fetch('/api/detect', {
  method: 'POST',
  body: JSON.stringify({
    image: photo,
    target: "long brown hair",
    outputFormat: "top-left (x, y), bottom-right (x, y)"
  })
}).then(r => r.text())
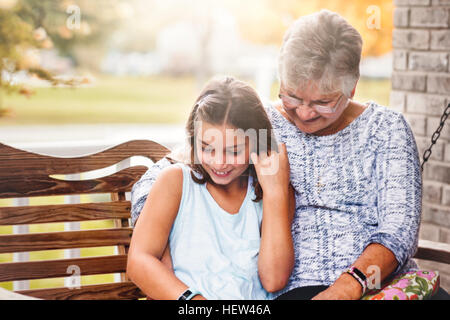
top-left (185, 76), bottom-right (276, 202)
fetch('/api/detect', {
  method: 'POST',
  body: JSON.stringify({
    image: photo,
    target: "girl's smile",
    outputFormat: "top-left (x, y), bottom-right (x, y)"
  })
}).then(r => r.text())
top-left (210, 168), bottom-right (233, 178)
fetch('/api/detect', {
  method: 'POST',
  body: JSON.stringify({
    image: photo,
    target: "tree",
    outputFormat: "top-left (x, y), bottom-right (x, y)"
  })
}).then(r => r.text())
top-left (227, 0), bottom-right (394, 57)
top-left (18, 0), bottom-right (125, 70)
top-left (0, 2), bottom-right (55, 117)
top-left (0, 0), bottom-right (124, 117)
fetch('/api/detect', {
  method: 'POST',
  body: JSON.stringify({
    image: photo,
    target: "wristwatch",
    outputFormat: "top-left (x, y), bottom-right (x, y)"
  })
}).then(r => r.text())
top-left (345, 266), bottom-right (368, 297)
top-left (177, 288), bottom-right (201, 300)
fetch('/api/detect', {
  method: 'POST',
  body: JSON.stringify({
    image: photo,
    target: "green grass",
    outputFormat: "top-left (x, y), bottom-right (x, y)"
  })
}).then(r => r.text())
top-left (0, 75), bottom-right (198, 125)
top-left (0, 75), bottom-right (391, 125)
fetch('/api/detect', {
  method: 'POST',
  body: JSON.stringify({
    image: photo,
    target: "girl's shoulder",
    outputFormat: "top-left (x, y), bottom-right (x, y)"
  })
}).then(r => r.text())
top-left (153, 164), bottom-right (185, 198)
top-left (157, 163), bottom-right (202, 198)
top-left (157, 163), bottom-right (184, 180)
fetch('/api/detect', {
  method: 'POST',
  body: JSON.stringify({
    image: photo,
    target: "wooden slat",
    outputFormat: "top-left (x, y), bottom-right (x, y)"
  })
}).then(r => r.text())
top-left (15, 281), bottom-right (145, 300)
top-left (0, 140), bottom-right (170, 177)
top-left (0, 201), bottom-right (131, 225)
top-left (414, 239), bottom-right (450, 264)
top-left (0, 166), bottom-right (148, 199)
top-left (0, 228), bottom-right (132, 254)
top-left (0, 255), bottom-right (128, 282)
top-left (0, 139), bottom-right (165, 300)
top-left (112, 192), bottom-right (130, 282)
top-left (0, 287), bottom-right (40, 300)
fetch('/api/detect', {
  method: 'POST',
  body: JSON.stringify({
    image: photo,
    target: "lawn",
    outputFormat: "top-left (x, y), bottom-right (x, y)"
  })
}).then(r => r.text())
top-left (0, 75), bottom-right (391, 125)
top-left (0, 75), bottom-right (198, 125)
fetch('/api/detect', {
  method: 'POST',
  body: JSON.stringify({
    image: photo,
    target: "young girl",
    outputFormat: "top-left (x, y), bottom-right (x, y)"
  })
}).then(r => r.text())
top-left (127, 77), bottom-right (295, 300)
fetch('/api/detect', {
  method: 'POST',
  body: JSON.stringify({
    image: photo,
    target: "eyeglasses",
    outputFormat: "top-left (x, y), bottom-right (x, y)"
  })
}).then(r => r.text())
top-left (278, 93), bottom-right (348, 115)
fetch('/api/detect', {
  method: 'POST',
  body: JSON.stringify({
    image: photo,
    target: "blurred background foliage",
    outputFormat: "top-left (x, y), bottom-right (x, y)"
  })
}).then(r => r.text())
top-left (0, 0), bottom-right (394, 124)
top-left (229, 0), bottom-right (393, 56)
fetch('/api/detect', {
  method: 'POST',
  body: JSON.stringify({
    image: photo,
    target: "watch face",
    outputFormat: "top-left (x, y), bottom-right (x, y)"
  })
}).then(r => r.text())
top-left (353, 267), bottom-right (367, 281)
top-left (178, 289), bottom-right (192, 300)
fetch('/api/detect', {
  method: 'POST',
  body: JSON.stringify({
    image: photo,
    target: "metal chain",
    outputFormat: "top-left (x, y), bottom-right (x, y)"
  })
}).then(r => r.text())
top-left (421, 103), bottom-right (450, 173)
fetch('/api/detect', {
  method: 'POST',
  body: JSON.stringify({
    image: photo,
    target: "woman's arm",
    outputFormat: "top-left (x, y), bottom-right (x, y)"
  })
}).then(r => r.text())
top-left (131, 157), bottom-right (172, 226)
top-left (313, 112), bottom-right (422, 300)
top-left (252, 143), bottom-right (295, 292)
top-left (312, 243), bottom-right (398, 300)
top-left (127, 166), bottom-right (205, 300)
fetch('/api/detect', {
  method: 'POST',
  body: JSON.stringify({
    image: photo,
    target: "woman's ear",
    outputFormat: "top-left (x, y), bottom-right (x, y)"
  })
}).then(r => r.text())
top-left (350, 80), bottom-right (359, 98)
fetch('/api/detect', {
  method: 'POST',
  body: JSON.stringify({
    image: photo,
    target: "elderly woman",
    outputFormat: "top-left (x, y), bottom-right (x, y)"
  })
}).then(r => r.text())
top-left (130, 10), bottom-right (423, 300)
top-left (264, 10), bottom-right (422, 300)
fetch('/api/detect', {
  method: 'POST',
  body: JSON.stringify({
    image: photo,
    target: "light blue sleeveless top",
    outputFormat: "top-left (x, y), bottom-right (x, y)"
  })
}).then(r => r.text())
top-left (168, 164), bottom-right (272, 300)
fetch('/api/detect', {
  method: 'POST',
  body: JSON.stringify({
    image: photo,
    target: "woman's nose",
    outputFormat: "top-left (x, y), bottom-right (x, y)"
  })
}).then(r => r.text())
top-left (295, 106), bottom-right (319, 121)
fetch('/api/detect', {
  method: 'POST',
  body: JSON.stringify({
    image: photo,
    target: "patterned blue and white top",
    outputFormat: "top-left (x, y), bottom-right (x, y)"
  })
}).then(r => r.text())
top-left (130, 101), bottom-right (422, 297)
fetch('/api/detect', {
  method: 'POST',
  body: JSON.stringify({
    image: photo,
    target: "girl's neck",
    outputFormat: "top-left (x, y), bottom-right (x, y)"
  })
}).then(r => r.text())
top-left (207, 175), bottom-right (248, 195)
top-left (206, 175), bottom-right (249, 215)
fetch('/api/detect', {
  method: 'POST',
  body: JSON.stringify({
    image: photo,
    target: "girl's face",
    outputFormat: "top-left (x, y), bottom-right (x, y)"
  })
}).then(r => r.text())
top-left (195, 121), bottom-right (251, 186)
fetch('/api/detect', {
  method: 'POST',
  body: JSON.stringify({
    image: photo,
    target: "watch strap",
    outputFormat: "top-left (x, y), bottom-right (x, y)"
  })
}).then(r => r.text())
top-left (345, 266), bottom-right (368, 297)
top-left (177, 288), bottom-right (201, 300)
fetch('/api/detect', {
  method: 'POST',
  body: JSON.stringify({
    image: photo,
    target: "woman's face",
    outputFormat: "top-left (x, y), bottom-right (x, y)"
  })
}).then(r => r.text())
top-left (195, 121), bottom-right (251, 186)
top-left (279, 81), bottom-right (350, 135)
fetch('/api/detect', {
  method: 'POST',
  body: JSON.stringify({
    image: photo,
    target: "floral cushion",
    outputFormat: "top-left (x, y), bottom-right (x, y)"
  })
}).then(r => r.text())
top-left (361, 270), bottom-right (440, 300)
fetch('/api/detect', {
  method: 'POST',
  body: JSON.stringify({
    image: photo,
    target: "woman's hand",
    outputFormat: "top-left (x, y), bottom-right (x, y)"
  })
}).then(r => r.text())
top-left (250, 143), bottom-right (290, 194)
top-left (311, 273), bottom-right (363, 300)
top-left (312, 244), bottom-right (398, 300)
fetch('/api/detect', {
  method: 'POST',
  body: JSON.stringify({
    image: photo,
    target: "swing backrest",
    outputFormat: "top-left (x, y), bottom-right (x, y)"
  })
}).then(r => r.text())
top-left (0, 140), bottom-right (170, 299)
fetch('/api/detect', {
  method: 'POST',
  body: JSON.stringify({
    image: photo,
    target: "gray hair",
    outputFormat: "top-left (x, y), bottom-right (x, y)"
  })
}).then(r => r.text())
top-left (278, 10), bottom-right (363, 96)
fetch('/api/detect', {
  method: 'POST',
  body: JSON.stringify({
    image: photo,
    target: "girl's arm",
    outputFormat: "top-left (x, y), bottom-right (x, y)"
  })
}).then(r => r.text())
top-left (127, 166), bottom-right (205, 300)
top-left (258, 185), bottom-right (295, 292)
top-left (251, 143), bottom-right (295, 292)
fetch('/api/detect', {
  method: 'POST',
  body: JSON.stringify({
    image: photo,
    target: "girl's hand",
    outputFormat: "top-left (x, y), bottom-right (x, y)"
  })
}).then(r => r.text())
top-left (250, 143), bottom-right (290, 194)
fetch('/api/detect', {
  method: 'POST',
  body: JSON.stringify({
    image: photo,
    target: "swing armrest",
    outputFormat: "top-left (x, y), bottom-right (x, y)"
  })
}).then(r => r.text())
top-left (414, 239), bottom-right (450, 265)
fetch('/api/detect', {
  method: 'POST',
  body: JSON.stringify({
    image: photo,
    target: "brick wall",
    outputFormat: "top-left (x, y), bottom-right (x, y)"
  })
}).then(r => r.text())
top-left (390, 0), bottom-right (450, 291)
